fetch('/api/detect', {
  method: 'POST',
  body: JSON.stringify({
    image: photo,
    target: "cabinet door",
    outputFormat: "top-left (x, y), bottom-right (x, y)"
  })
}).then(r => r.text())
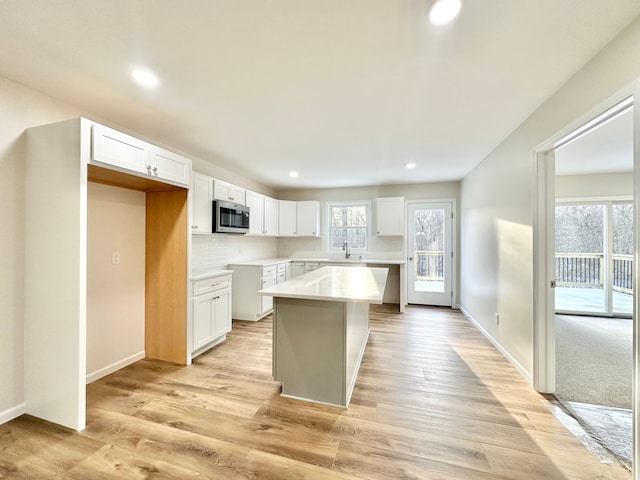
top-left (261, 276), bottom-right (276, 313)
top-left (245, 190), bottom-right (265, 235)
top-left (191, 172), bottom-right (213, 234)
top-left (296, 201), bottom-right (320, 237)
top-left (263, 196), bottom-right (279, 236)
top-left (213, 288), bottom-right (232, 338)
top-left (193, 293), bottom-right (216, 350)
top-left (376, 197), bottom-right (405, 236)
top-left (149, 147), bottom-right (191, 187)
top-left (214, 180), bottom-right (245, 205)
top-left (291, 262), bottom-right (305, 278)
top-left (278, 201), bottom-right (297, 236)
top-left (92, 123), bottom-right (149, 174)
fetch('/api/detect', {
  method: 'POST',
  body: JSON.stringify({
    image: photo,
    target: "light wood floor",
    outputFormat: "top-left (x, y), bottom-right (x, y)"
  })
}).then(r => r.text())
top-left (0, 305), bottom-right (631, 479)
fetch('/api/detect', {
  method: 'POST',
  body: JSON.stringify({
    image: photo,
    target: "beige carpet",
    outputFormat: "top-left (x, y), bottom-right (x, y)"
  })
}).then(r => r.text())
top-left (555, 314), bottom-right (631, 409)
top-left (555, 314), bottom-right (632, 468)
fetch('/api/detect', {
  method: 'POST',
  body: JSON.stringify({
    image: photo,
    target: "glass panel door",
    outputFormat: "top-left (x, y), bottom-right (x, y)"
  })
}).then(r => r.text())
top-left (555, 202), bottom-right (633, 317)
top-left (555, 204), bottom-right (606, 314)
top-left (407, 202), bottom-right (452, 306)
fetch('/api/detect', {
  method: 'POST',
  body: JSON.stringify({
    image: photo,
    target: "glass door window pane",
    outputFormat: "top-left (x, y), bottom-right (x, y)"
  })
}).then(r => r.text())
top-left (414, 208), bottom-right (445, 293)
top-left (613, 204), bottom-right (633, 315)
top-left (555, 204), bottom-right (606, 314)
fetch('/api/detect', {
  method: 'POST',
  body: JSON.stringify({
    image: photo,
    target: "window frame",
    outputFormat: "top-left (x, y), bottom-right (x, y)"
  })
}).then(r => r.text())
top-left (326, 200), bottom-right (371, 254)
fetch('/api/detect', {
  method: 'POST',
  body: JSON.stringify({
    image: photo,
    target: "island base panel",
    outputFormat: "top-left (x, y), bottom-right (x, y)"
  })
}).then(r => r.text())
top-left (273, 297), bottom-right (369, 407)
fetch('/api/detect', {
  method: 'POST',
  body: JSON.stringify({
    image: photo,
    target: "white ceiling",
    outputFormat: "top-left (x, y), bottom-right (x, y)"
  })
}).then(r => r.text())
top-left (1, 1), bottom-right (639, 190)
top-left (555, 108), bottom-right (633, 176)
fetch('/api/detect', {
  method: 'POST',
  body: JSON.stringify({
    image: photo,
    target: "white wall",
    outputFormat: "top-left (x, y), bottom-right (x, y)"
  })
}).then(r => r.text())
top-left (556, 172), bottom-right (633, 199)
top-left (86, 183), bottom-right (146, 382)
top-left (460, 17), bottom-right (640, 379)
top-left (0, 77), bottom-right (82, 423)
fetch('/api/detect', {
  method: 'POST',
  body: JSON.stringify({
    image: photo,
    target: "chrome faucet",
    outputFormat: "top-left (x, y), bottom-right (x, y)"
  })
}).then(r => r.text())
top-left (342, 241), bottom-right (351, 259)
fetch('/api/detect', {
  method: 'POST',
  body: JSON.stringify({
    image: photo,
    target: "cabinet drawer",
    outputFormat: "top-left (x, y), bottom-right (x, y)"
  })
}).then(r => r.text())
top-left (262, 265), bottom-right (277, 277)
top-left (277, 272), bottom-right (286, 283)
top-left (193, 276), bottom-right (231, 296)
top-left (277, 263), bottom-right (287, 274)
top-left (304, 262), bottom-right (319, 272)
top-left (261, 275), bottom-right (277, 288)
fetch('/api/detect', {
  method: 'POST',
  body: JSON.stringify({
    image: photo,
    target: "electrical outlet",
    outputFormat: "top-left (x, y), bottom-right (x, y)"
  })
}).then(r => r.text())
top-left (111, 252), bottom-right (120, 264)
top-left (495, 312), bottom-right (499, 325)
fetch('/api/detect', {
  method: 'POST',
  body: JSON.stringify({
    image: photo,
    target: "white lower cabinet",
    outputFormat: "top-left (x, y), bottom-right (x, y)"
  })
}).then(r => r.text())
top-left (291, 262), bottom-right (305, 278)
top-left (192, 274), bottom-right (232, 357)
top-left (229, 261), bottom-right (290, 320)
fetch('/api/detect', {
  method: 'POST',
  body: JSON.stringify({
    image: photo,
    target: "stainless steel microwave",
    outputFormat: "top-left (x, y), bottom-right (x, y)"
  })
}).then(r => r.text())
top-left (213, 200), bottom-right (250, 234)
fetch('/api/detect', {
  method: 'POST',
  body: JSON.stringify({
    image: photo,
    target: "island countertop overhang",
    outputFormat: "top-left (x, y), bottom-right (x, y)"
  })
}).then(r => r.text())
top-left (259, 266), bottom-right (389, 304)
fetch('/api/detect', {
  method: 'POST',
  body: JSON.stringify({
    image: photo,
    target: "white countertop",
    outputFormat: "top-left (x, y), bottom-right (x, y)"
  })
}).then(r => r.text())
top-left (293, 257), bottom-right (406, 265)
top-left (190, 268), bottom-right (234, 281)
top-left (227, 258), bottom-right (292, 267)
top-left (259, 266), bottom-right (389, 304)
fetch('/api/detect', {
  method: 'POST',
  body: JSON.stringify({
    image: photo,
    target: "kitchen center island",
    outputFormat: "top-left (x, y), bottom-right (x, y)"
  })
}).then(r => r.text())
top-left (259, 266), bottom-right (388, 407)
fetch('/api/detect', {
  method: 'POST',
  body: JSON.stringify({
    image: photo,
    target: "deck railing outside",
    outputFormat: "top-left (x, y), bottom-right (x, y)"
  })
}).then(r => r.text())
top-left (555, 253), bottom-right (633, 294)
top-left (415, 251), bottom-right (444, 281)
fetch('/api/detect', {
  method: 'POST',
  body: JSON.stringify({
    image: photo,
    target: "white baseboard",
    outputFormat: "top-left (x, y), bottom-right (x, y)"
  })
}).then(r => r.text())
top-left (86, 350), bottom-right (145, 384)
top-left (459, 306), bottom-right (533, 385)
top-left (0, 402), bottom-right (26, 425)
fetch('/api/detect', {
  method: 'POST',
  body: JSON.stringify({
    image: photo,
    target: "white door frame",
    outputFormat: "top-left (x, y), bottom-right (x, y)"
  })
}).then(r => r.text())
top-left (406, 198), bottom-right (457, 308)
top-left (533, 85), bottom-right (639, 477)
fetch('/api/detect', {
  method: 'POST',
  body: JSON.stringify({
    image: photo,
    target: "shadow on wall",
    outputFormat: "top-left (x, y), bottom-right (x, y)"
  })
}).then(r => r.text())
top-left (0, 133), bottom-right (27, 409)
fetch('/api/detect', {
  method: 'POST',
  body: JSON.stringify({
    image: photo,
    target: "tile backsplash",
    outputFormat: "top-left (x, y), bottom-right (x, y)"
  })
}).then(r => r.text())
top-left (191, 234), bottom-right (278, 269)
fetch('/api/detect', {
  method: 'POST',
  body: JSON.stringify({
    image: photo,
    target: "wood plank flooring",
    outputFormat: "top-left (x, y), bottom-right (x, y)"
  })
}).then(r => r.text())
top-left (0, 305), bottom-right (631, 479)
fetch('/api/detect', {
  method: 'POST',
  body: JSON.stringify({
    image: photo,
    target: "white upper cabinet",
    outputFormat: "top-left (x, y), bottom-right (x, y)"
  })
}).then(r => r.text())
top-left (92, 123), bottom-right (148, 174)
top-left (213, 179), bottom-right (245, 205)
top-left (375, 197), bottom-right (405, 236)
top-left (91, 123), bottom-right (190, 187)
top-left (296, 201), bottom-right (320, 237)
top-left (278, 200), bottom-right (297, 236)
top-left (245, 191), bottom-right (279, 236)
top-left (149, 146), bottom-right (191, 186)
top-left (245, 190), bottom-right (265, 235)
top-left (263, 196), bottom-right (279, 236)
top-left (191, 172), bottom-right (214, 234)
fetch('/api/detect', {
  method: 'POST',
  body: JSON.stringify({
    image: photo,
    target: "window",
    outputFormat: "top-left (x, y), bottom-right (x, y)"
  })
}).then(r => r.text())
top-left (327, 201), bottom-right (370, 252)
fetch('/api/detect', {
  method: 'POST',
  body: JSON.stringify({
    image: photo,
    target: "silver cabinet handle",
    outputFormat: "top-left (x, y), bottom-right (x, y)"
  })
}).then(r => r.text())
top-left (153, 167), bottom-right (158, 173)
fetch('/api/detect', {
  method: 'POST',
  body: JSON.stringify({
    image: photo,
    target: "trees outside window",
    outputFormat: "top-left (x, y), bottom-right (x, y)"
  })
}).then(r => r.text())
top-left (328, 202), bottom-right (369, 252)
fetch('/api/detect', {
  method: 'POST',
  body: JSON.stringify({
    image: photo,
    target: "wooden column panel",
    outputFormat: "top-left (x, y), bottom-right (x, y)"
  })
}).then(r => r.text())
top-left (145, 189), bottom-right (188, 364)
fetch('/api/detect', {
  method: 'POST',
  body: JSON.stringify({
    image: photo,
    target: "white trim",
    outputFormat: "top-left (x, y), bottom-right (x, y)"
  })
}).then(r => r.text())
top-left (405, 198), bottom-right (458, 307)
top-left (632, 82), bottom-right (640, 480)
top-left (556, 196), bottom-right (633, 204)
top-left (85, 350), bottom-right (145, 384)
top-left (459, 306), bottom-right (533, 385)
top-left (533, 150), bottom-right (556, 393)
top-left (0, 402), bottom-right (26, 425)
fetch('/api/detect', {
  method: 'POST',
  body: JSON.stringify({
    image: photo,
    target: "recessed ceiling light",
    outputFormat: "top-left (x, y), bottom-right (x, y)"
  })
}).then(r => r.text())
top-left (406, 162), bottom-right (417, 169)
top-left (289, 171), bottom-right (299, 178)
top-left (131, 68), bottom-right (159, 88)
top-left (429, 0), bottom-right (461, 26)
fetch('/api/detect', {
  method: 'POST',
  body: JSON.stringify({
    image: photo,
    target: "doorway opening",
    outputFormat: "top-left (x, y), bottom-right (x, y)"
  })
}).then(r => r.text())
top-left (535, 96), bottom-right (635, 469)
